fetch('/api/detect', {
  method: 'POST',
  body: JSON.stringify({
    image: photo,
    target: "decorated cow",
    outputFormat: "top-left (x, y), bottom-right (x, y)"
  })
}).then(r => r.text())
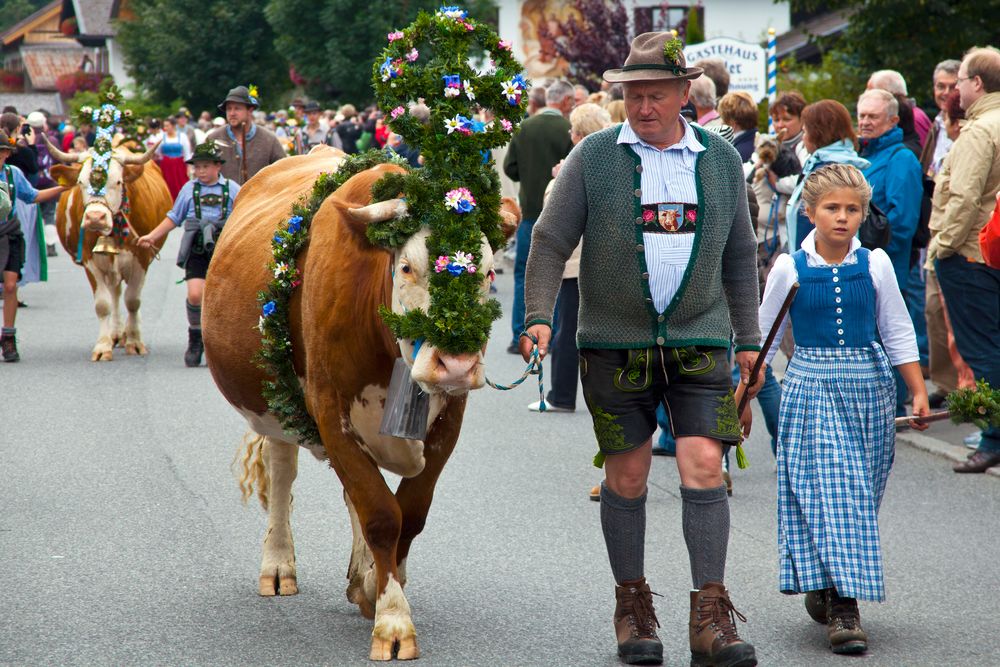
top-left (47, 85), bottom-right (172, 361)
top-left (203, 8), bottom-right (529, 661)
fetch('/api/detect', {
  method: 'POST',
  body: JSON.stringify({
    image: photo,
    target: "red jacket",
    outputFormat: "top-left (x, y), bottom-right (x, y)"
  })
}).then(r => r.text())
top-left (980, 200), bottom-right (1000, 269)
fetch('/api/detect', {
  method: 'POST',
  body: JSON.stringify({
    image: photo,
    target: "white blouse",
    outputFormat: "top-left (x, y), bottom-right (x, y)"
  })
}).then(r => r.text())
top-left (759, 230), bottom-right (919, 366)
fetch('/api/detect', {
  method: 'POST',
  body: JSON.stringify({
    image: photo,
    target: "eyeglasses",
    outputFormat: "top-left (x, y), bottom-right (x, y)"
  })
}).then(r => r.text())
top-left (956, 75), bottom-right (975, 84)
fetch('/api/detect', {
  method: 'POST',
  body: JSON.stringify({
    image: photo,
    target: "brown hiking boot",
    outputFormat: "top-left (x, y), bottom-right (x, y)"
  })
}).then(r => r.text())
top-left (804, 588), bottom-right (830, 624)
top-left (689, 583), bottom-right (757, 666)
top-left (827, 593), bottom-right (867, 654)
top-left (614, 577), bottom-right (663, 665)
top-left (1, 332), bottom-right (20, 362)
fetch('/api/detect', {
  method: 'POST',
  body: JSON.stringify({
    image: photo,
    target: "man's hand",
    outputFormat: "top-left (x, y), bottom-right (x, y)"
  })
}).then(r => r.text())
top-left (519, 323), bottom-right (551, 363)
top-left (734, 350), bottom-right (763, 400)
top-left (733, 382), bottom-right (753, 438)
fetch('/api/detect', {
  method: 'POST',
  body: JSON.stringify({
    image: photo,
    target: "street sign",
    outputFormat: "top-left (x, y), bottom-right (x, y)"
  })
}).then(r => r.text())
top-left (684, 37), bottom-right (767, 102)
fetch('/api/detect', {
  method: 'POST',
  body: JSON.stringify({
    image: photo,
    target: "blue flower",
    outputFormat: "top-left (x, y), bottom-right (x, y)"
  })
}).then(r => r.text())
top-left (442, 74), bottom-right (461, 88)
top-left (456, 199), bottom-right (473, 213)
top-left (471, 120), bottom-right (486, 134)
top-left (446, 263), bottom-right (464, 276)
top-left (262, 301), bottom-right (276, 317)
top-left (512, 73), bottom-right (527, 89)
top-left (287, 215), bottom-right (302, 233)
top-left (480, 150), bottom-right (490, 164)
top-left (273, 233), bottom-right (284, 244)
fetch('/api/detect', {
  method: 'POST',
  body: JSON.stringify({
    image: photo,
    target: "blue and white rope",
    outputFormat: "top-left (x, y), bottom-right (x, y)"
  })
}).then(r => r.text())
top-left (485, 332), bottom-right (547, 411)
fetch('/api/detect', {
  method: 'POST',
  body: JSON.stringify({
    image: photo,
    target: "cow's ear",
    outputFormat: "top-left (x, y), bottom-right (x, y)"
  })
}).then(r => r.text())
top-left (122, 163), bottom-right (145, 184)
top-left (50, 164), bottom-right (82, 187)
top-left (499, 197), bottom-right (521, 241)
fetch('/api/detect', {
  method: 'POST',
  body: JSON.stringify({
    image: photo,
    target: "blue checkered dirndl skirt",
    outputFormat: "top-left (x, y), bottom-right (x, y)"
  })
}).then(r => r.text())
top-left (776, 342), bottom-right (896, 602)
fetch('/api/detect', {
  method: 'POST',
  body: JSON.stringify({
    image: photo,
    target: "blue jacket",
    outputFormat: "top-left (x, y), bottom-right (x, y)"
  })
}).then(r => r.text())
top-left (859, 127), bottom-right (922, 292)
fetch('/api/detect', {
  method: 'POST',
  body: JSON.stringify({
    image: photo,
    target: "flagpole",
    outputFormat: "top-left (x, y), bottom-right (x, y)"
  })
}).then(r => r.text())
top-left (767, 27), bottom-right (777, 133)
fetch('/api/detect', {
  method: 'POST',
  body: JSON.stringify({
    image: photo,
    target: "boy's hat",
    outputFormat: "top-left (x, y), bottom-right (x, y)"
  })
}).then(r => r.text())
top-left (303, 101), bottom-right (321, 113)
top-left (218, 85), bottom-right (259, 111)
top-left (187, 141), bottom-right (225, 164)
top-left (0, 130), bottom-right (17, 152)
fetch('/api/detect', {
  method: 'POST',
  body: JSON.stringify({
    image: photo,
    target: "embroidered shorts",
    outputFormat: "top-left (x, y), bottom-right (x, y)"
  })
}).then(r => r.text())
top-left (579, 346), bottom-right (741, 457)
top-left (0, 231), bottom-right (25, 280)
top-left (183, 249), bottom-right (211, 280)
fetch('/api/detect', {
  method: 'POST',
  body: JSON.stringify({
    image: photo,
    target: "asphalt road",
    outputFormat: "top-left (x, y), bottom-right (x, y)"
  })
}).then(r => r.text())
top-left (2, 236), bottom-right (999, 667)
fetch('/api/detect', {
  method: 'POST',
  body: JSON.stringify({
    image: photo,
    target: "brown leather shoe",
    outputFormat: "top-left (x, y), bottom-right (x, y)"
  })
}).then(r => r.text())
top-left (826, 593), bottom-right (867, 654)
top-left (804, 588), bottom-right (829, 624)
top-left (689, 583), bottom-right (757, 666)
top-left (953, 450), bottom-right (1000, 473)
top-left (614, 578), bottom-right (663, 665)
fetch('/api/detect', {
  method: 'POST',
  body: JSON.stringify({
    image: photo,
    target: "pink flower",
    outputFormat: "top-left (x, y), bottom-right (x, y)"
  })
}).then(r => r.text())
top-left (642, 209), bottom-right (655, 222)
top-left (498, 39), bottom-right (512, 51)
top-left (387, 31), bottom-right (404, 42)
top-left (390, 106), bottom-right (405, 119)
top-left (686, 209), bottom-right (697, 222)
top-left (500, 118), bottom-right (513, 132)
top-left (406, 48), bottom-right (419, 62)
top-left (434, 256), bottom-right (450, 273)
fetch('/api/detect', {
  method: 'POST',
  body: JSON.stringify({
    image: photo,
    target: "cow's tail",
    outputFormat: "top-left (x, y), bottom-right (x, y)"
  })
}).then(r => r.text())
top-left (234, 432), bottom-right (269, 511)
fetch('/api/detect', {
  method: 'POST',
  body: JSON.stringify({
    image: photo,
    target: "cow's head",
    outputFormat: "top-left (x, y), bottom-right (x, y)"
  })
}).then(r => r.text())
top-left (346, 182), bottom-right (520, 396)
top-left (46, 134), bottom-right (157, 236)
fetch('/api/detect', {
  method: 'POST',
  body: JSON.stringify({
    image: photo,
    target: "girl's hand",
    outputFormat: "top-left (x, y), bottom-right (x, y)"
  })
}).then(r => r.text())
top-left (909, 392), bottom-right (931, 431)
top-left (136, 234), bottom-right (154, 249)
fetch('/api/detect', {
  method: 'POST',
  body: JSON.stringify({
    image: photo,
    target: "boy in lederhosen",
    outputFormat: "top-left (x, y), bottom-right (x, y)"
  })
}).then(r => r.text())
top-left (137, 141), bottom-right (240, 366)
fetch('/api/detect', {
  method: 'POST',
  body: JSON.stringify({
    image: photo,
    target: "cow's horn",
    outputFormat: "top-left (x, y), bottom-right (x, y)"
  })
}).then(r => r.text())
top-left (119, 140), bottom-right (159, 165)
top-left (43, 132), bottom-right (82, 164)
top-left (347, 198), bottom-right (407, 223)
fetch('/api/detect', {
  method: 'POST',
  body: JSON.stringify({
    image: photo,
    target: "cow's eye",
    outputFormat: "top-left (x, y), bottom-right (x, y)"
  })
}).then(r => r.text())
top-left (400, 263), bottom-right (411, 274)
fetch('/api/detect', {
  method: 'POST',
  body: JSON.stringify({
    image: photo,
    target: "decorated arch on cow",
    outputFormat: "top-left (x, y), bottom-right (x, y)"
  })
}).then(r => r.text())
top-left (256, 6), bottom-right (529, 446)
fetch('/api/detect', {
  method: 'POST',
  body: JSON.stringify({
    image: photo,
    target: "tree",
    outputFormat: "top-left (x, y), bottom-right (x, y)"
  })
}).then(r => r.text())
top-left (785, 0), bottom-right (1000, 106)
top-left (535, 0), bottom-right (631, 91)
top-left (0, 0), bottom-right (49, 33)
top-left (265, 0), bottom-right (497, 106)
top-left (116, 0), bottom-right (290, 114)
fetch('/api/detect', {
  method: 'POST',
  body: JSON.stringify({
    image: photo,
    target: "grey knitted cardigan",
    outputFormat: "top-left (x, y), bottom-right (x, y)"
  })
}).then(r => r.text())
top-left (524, 123), bottom-right (761, 351)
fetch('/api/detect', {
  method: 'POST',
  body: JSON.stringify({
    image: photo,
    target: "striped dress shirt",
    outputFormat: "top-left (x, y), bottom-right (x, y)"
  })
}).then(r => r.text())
top-left (616, 119), bottom-right (705, 313)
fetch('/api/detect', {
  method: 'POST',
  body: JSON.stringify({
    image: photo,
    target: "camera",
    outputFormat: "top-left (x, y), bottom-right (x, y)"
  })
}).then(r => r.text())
top-left (20, 123), bottom-right (31, 137)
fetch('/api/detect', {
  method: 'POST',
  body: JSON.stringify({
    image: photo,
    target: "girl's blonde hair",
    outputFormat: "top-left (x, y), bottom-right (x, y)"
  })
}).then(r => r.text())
top-left (801, 163), bottom-right (872, 217)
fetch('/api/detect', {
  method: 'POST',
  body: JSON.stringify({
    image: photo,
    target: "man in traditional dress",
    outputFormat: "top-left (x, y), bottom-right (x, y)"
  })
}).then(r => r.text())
top-left (205, 85), bottom-right (286, 185)
top-left (522, 33), bottom-right (762, 666)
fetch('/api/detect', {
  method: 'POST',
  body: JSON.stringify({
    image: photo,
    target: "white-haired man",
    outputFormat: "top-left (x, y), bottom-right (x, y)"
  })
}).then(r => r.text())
top-left (867, 69), bottom-right (932, 146)
top-left (689, 74), bottom-right (719, 127)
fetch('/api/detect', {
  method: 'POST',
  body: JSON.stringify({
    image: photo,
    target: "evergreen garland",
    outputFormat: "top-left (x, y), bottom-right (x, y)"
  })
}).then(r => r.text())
top-left (255, 150), bottom-right (407, 446)
top-left (253, 5), bottom-right (528, 446)
top-left (946, 379), bottom-right (1000, 431)
top-left (370, 6), bottom-right (529, 354)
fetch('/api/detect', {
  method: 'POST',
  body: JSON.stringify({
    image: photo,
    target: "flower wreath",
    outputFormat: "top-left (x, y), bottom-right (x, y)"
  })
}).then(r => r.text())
top-left (255, 6), bottom-right (528, 445)
top-left (366, 5), bottom-right (529, 353)
top-left (72, 82), bottom-right (137, 197)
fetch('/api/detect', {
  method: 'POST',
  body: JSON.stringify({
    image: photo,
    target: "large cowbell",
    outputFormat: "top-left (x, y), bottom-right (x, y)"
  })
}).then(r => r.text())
top-left (379, 357), bottom-right (430, 440)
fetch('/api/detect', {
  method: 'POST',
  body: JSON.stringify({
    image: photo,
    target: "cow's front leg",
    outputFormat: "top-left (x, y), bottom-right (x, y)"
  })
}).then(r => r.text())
top-left (86, 259), bottom-right (117, 361)
top-left (121, 255), bottom-right (148, 355)
top-left (110, 276), bottom-right (124, 347)
top-left (318, 410), bottom-right (417, 661)
top-left (258, 436), bottom-right (298, 596)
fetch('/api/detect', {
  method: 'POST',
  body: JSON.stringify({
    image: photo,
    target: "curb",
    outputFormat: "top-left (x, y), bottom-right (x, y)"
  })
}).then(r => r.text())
top-left (896, 432), bottom-right (1000, 479)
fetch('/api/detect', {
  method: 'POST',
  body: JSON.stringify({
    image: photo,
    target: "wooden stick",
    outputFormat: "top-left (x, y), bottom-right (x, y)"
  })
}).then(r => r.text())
top-left (240, 121), bottom-right (249, 185)
top-left (894, 410), bottom-right (952, 429)
top-left (737, 282), bottom-right (798, 417)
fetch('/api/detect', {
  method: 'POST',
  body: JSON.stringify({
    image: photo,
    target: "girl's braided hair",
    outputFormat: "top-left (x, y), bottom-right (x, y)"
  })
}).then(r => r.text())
top-left (801, 163), bottom-right (872, 218)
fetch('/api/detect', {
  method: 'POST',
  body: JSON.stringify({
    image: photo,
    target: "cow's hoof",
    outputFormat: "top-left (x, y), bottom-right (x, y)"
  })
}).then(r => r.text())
top-left (125, 341), bottom-right (147, 356)
top-left (91, 349), bottom-right (113, 362)
top-left (370, 636), bottom-right (419, 661)
top-left (258, 568), bottom-right (298, 596)
top-left (347, 582), bottom-right (376, 619)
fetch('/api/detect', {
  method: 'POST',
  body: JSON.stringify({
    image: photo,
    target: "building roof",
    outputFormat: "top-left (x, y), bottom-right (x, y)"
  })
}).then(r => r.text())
top-left (70, 0), bottom-right (116, 37)
top-left (0, 91), bottom-right (65, 116)
top-left (22, 44), bottom-right (84, 89)
top-left (776, 8), bottom-right (854, 61)
top-left (1, 0), bottom-right (62, 47)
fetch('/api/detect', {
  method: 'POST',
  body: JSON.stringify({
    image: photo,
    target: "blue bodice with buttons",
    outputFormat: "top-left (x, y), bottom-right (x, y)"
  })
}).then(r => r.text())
top-left (789, 248), bottom-right (876, 349)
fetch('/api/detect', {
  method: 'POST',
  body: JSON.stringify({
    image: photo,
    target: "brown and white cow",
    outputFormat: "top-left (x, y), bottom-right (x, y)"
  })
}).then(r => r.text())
top-left (48, 137), bottom-right (172, 360)
top-left (202, 147), bottom-right (518, 661)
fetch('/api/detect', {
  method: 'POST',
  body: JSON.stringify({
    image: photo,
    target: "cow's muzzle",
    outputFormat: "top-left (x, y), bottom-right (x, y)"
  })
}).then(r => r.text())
top-left (82, 205), bottom-right (114, 235)
top-left (411, 348), bottom-right (485, 394)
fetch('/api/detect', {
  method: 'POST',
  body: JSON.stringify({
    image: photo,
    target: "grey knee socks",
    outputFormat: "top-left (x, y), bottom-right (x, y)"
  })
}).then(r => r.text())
top-left (186, 300), bottom-right (201, 329)
top-left (681, 484), bottom-right (730, 589)
top-left (600, 482), bottom-right (646, 584)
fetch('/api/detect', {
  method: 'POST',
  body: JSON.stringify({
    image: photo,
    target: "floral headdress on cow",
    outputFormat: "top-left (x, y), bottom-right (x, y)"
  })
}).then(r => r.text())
top-left (366, 5), bottom-right (527, 351)
top-left (72, 81), bottom-right (136, 197)
top-left (255, 6), bottom-right (527, 445)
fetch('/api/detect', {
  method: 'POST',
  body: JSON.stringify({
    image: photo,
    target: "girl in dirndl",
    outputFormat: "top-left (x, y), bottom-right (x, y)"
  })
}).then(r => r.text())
top-left (758, 163), bottom-right (930, 655)
top-left (157, 116), bottom-right (192, 200)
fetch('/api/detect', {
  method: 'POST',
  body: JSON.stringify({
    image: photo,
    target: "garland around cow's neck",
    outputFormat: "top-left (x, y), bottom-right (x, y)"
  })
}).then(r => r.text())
top-left (73, 82), bottom-right (137, 197)
top-left (255, 6), bottom-right (528, 446)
